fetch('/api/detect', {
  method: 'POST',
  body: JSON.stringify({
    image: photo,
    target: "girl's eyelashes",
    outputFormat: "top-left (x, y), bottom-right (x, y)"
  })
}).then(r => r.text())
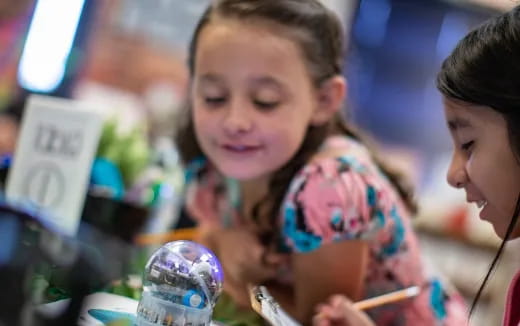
top-left (253, 99), bottom-right (279, 110)
top-left (205, 97), bottom-right (227, 105)
top-left (203, 97), bottom-right (279, 109)
top-left (253, 87), bottom-right (282, 110)
top-left (461, 140), bottom-right (474, 152)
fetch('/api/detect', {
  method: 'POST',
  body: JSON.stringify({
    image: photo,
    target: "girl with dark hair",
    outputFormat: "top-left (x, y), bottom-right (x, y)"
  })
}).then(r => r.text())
top-left (177, 0), bottom-right (467, 324)
top-left (437, 5), bottom-right (520, 326)
top-left (317, 4), bottom-right (520, 326)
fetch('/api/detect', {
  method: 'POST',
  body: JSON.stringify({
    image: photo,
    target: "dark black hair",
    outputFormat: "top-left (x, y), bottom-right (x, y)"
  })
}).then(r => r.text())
top-left (436, 5), bottom-right (520, 316)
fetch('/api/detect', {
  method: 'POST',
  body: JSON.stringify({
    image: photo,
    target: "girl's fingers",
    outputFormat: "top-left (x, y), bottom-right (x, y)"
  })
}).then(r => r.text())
top-left (329, 294), bottom-right (353, 308)
top-left (312, 310), bottom-right (331, 326)
top-left (243, 259), bottom-right (280, 282)
top-left (261, 252), bottom-right (288, 266)
top-left (315, 305), bottom-right (342, 322)
top-left (327, 306), bottom-right (348, 321)
top-left (314, 295), bottom-right (376, 326)
top-left (315, 303), bottom-right (328, 313)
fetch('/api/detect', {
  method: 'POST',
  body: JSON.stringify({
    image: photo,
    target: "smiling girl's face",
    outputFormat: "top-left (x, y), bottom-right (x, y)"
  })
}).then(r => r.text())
top-left (444, 98), bottom-right (520, 239)
top-left (190, 18), bottom-right (336, 183)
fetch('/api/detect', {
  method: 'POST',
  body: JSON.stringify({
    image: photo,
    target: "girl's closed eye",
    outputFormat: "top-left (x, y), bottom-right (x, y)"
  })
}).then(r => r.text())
top-left (461, 140), bottom-right (474, 152)
top-left (253, 99), bottom-right (279, 110)
top-left (197, 78), bottom-right (228, 107)
top-left (252, 88), bottom-right (282, 111)
top-left (205, 96), bottom-right (227, 106)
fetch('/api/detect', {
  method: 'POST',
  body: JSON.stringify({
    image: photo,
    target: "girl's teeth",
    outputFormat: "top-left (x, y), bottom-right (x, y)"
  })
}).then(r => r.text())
top-left (477, 200), bottom-right (487, 208)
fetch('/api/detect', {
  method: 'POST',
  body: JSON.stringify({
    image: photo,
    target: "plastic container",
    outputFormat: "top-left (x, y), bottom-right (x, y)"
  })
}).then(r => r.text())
top-left (136, 241), bottom-right (223, 326)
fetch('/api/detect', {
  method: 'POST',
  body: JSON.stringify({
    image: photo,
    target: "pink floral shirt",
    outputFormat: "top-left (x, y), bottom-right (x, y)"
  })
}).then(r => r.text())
top-left (186, 135), bottom-right (468, 325)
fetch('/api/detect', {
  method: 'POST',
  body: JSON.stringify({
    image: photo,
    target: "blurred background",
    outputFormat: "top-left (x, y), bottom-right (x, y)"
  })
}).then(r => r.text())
top-left (1, 0), bottom-right (519, 325)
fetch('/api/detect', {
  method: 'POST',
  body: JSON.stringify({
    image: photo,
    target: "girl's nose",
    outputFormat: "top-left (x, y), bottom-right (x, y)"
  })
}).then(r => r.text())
top-left (222, 102), bottom-right (253, 136)
top-left (447, 153), bottom-right (468, 189)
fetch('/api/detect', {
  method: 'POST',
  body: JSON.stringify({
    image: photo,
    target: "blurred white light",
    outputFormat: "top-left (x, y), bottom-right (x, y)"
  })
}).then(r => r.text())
top-left (18, 0), bottom-right (86, 93)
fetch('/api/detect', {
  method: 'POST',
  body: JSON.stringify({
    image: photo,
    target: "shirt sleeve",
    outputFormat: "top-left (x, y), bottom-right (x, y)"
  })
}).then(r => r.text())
top-left (280, 156), bottom-right (393, 253)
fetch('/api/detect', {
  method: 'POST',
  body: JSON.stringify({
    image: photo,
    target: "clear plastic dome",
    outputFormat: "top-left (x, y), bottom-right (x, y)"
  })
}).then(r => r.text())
top-left (136, 241), bottom-right (224, 326)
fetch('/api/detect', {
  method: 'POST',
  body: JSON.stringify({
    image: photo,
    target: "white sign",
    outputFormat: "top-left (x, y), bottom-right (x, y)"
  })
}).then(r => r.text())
top-left (6, 95), bottom-right (102, 236)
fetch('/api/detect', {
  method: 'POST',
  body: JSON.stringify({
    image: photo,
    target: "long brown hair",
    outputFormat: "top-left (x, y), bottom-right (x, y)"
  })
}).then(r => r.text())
top-left (176, 0), bottom-right (416, 243)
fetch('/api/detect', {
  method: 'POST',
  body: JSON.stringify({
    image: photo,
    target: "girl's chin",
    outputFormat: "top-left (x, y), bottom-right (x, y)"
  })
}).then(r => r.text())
top-left (493, 222), bottom-right (520, 240)
top-left (213, 159), bottom-right (279, 181)
top-left (508, 223), bottom-right (520, 240)
top-left (216, 165), bottom-right (266, 181)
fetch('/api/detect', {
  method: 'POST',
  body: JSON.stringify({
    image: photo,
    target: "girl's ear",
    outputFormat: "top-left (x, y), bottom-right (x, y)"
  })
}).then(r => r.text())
top-left (311, 76), bottom-right (347, 126)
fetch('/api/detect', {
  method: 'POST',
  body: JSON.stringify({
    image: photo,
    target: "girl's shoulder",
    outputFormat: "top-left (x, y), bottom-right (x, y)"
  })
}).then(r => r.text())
top-left (287, 136), bottom-right (392, 204)
top-left (280, 136), bottom-right (406, 252)
top-left (290, 136), bottom-right (405, 219)
top-left (301, 135), bottom-right (378, 179)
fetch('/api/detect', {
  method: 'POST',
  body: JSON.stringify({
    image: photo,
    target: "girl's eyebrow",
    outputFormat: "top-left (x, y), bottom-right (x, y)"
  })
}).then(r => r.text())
top-left (250, 77), bottom-right (289, 97)
top-left (448, 117), bottom-right (472, 131)
top-left (251, 76), bottom-right (283, 88)
top-left (199, 73), bottom-right (219, 81)
top-left (196, 74), bottom-right (227, 91)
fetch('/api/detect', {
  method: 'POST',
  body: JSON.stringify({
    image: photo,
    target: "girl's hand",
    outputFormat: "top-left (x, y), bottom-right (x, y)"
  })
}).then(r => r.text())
top-left (312, 295), bottom-right (375, 326)
top-left (208, 227), bottom-right (288, 307)
top-left (212, 227), bottom-right (287, 284)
